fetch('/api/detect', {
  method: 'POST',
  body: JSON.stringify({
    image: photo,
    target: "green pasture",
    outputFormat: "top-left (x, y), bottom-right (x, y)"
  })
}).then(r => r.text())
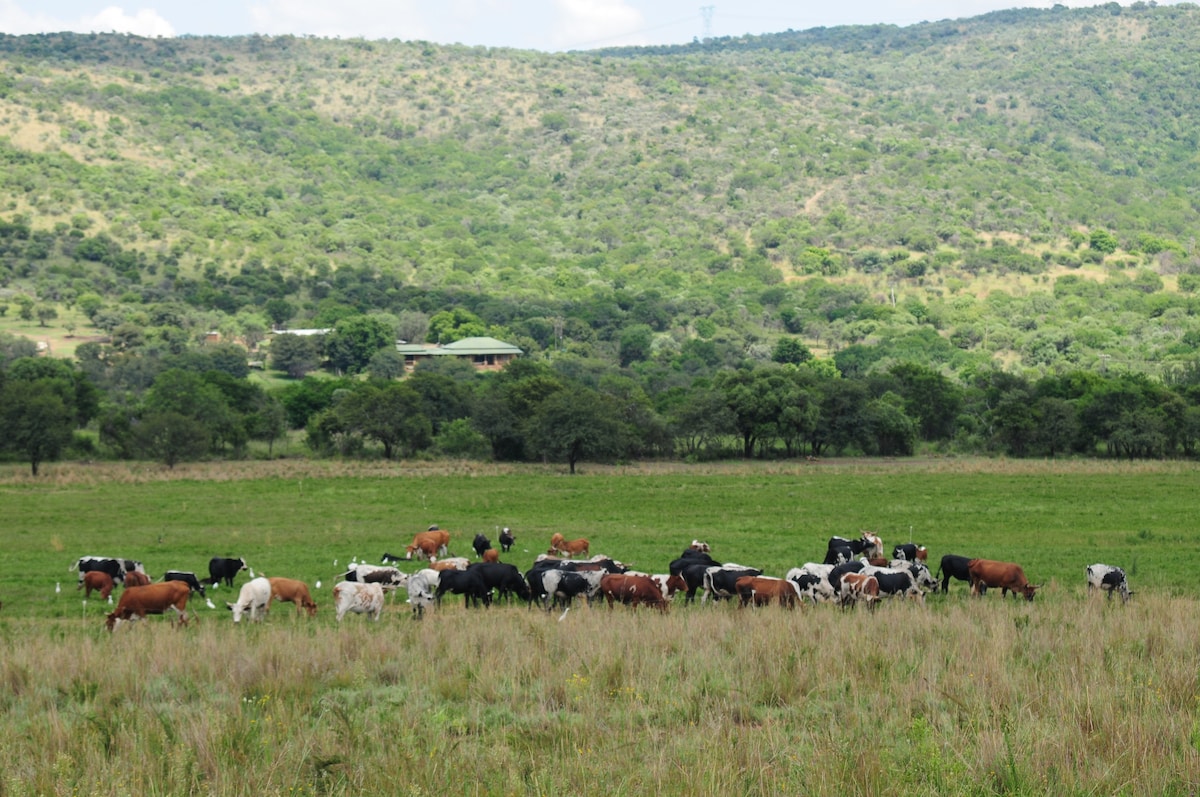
top-left (3, 459), bottom-right (1198, 616)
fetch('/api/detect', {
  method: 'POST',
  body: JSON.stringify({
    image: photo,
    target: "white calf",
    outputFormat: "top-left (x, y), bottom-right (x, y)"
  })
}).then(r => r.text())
top-left (333, 581), bottom-right (385, 622)
top-left (229, 577), bottom-right (272, 623)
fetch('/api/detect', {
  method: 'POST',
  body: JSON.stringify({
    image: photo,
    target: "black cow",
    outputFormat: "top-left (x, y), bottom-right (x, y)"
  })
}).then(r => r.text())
top-left (472, 533), bottom-right (492, 559)
top-left (381, 552), bottom-right (404, 564)
top-left (499, 527), bottom-right (515, 553)
top-left (871, 569), bottom-right (924, 600)
top-left (339, 565), bottom-right (405, 587)
top-left (824, 533), bottom-right (882, 565)
top-left (72, 556), bottom-right (126, 584)
top-left (163, 570), bottom-right (206, 596)
top-left (703, 566), bottom-right (763, 602)
top-left (469, 563), bottom-right (531, 604)
top-left (936, 554), bottom-right (984, 594)
top-left (892, 543), bottom-right (927, 563)
top-left (208, 557), bottom-right (248, 588)
top-left (669, 550), bottom-right (720, 577)
top-left (435, 568), bottom-right (491, 609)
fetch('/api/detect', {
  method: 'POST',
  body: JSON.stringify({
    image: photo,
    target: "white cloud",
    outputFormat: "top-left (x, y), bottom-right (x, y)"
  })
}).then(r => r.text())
top-left (86, 6), bottom-right (174, 36)
top-left (248, 0), bottom-right (431, 39)
top-left (0, 3), bottom-right (173, 36)
top-left (552, 0), bottom-right (644, 49)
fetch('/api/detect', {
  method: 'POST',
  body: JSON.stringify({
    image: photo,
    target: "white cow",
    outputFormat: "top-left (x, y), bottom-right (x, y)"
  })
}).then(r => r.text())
top-left (333, 581), bottom-right (385, 622)
top-left (229, 577), bottom-right (272, 623)
top-left (405, 572), bottom-right (437, 619)
top-left (1086, 564), bottom-right (1133, 603)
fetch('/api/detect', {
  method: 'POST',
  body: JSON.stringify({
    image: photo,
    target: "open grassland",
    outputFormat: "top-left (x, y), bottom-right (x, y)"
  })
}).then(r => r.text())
top-left (2, 459), bottom-right (1200, 795)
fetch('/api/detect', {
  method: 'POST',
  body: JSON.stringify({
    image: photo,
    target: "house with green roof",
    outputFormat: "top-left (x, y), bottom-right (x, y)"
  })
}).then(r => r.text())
top-left (395, 336), bottom-right (523, 373)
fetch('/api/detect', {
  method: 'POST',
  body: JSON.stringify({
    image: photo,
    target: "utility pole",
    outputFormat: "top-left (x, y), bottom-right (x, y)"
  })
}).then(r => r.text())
top-left (700, 6), bottom-right (714, 41)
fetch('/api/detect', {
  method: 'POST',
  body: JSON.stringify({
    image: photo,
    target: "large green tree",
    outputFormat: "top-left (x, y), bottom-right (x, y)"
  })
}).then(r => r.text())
top-left (528, 385), bottom-right (625, 474)
top-left (336, 382), bottom-right (432, 460)
top-left (0, 378), bottom-right (75, 475)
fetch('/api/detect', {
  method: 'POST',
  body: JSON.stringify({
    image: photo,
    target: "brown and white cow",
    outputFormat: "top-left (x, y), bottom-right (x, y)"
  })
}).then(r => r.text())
top-left (333, 581), bottom-right (385, 622)
top-left (405, 529), bottom-right (451, 561)
top-left (841, 572), bottom-right (881, 608)
top-left (430, 557), bottom-right (470, 572)
top-left (735, 575), bottom-right (801, 608)
top-left (968, 559), bottom-right (1040, 601)
top-left (79, 571), bottom-right (115, 601)
top-left (105, 581), bottom-right (191, 631)
top-left (268, 577), bottom-right (318, 617)
top-left (599, 573), bottom-right (668, 611)
top-left (482, 548), bottom-right (500, 563)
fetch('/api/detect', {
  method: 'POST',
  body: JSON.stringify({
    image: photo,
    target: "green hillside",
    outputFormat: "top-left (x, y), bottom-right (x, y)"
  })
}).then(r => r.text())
top-left (3, 5), bottom-right (1200, 469)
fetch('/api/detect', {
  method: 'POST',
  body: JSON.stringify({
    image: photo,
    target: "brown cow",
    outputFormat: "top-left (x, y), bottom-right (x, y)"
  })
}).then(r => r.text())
top-left (105, 581), bottom-right (191, 631)
top-left (734, 576), bottom-right (800, 609)
top-left (79, 571), bottom-right (115, 601)
top-left (967, 559), bottom-right (1040, 601)
top-left (841, 573), bottom-right (881, 608)
top-left (406, 529), bottom-right (451, 561)
top-left (482, 548), bottom-right (500, 563)
top-left (268, 577), bottom-right (318, 617)
top-left (430, 557), bottom-right (469, 572)
top-left (122, 570), bottom-right (152, 588)
top-left (548, 535), bottom-right (590, 559)
top-left (599, 573), bottom-right (668, 611)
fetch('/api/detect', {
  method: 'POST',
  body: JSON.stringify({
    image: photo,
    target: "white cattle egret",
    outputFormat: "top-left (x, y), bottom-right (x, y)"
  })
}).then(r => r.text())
top-left (315, 580), bottom-right (322, 589)
top-left (56, 582), bottom-right (61, 594)
top-left (205, 598), bottom-right (216, 609)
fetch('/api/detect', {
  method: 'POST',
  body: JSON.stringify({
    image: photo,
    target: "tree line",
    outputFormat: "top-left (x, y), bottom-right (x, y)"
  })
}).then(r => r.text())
top-left (5, 327), bottom-right (1200, 476)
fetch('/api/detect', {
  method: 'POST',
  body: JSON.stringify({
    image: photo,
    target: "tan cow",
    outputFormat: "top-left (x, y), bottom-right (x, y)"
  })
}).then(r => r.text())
top-left (406, 529), bottom-right (451, 561)
top-left (548, 534), bottom-right (590, 558)
top-left (268, 577), bottom-right (318, 617)
top-left (968, 559), bottom-right (1040, 601)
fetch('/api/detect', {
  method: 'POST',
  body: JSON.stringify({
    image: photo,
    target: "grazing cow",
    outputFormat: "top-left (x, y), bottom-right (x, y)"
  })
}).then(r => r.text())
top-left (472, 533), bottom-right (492, 559)
top-left (381, 552), bottom-right (404, 564)
top-left (548, 535), bottom-right (590, 559)
top-left (735, 576), bottom-right (800, 608)
top-left (786, 566), bottom-right (837, 603)
top-left (430, 557), bottom-right (470, 572)
top-left (542, 570), bottom-right (602, 609)
top-left (208, 557), bottom-right (248, 588)
top-left (435, 568), bottom-right (492, 609)
top-left (105, 581), bottom-right (191, 631)
top-left (823, 532), bottom-right (883, 565)
top-left (123, 570), bottom-right (151, 587)
top-left (936, 554), bottom-right (983, 594)
top-left (649, 573), bottom-right (687, 601)
top-left (499, 527), bottom-right (515, 553)
top-left (599, 573), bottom-right (668, 611)
top-left (482, 548), bottom-right (500, 563)
top-left (860, 567), bottom-right (927, 603)
top-left (268, 577), bottom-right (318, 617)
top-left (72, 556), bottom-right (126, 584)
top-left (469, 563), bottom-right (531, 604)
top-left (333, 581), bottom-right (385, 622)
top-left (892, 544), bottom-right (928, 563)
top-left (968, 559), bottom-right (1040, 601)
top-left (1086, 564), bottom-right (1132, 603)
top-left (405, 571), bottom-right (437, 619)
top-left (228, 577), bottom-right (272, 623)
top-left (703, 565), bottom-right (764, 603)
top-left (405, 529), bottom-right (451, 561)
top-left (162, 570), bottom-right (206, 596)
top-left (340, 564), bottom-right (406, 588)
top-left (79, 571), bottom-right (115, 601)
top-left (841, 573), bottom-right (881, 608)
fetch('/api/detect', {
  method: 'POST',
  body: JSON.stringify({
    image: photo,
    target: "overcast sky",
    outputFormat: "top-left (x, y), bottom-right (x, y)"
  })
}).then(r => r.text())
top-left (0, 1), bottom-right (1159, 51)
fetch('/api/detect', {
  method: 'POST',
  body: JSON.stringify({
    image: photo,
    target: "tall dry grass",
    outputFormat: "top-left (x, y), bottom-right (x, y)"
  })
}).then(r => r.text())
top-left (1, 594), bottom-right (1197, 796)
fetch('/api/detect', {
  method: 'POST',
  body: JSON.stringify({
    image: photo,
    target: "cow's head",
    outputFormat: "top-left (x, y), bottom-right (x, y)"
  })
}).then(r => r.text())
top-left (1021, 583), bottom-right (1041, 601)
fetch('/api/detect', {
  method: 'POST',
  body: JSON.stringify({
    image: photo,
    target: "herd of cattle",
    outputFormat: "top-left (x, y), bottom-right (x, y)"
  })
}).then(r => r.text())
top-left (67, 527), bottom-right (1135, 631)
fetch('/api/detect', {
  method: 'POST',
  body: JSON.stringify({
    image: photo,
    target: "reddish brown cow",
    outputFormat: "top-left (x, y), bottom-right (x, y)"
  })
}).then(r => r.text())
top-left (599, 573), bottom-right (668, 611)
top-left (79, 571), bottom-right (115, 600)
top-left (268, 577), bottom-right (318, 617)
top-left (430, 557), bottom-right (469, 572)
top-left (122, 570), bottom-right (151, 588)
top-left (967, 559), bottom-right (1040, 601)
top-left (406, 530), bottom-right (451, 561)
top-left (549, 536), bottom-right (590, 559)
top-left (105, 581), bottom-right (191, 631)
top-left (482, 548), bottom-right (500, 563)
top-left (734, 576), bottom-right (800, 609)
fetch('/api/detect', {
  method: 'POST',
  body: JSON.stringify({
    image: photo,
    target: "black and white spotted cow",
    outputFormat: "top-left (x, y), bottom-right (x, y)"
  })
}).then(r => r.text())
top-left (1086, 564), bottom-right (1132, 603)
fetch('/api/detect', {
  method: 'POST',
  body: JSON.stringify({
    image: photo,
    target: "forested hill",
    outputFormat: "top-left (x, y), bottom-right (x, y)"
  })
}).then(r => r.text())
top-left (2, 2), bottom-right (1200, 382)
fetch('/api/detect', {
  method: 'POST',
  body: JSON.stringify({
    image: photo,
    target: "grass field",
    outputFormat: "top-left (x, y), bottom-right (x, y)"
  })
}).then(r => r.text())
top-left (2, 459), bottom-right (1199, 795)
